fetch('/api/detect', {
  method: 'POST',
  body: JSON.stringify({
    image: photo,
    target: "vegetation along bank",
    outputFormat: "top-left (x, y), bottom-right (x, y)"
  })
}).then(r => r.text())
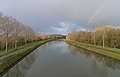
top-left (65, 40), bottom-right (120, 60)
top-left (65, 25), bottom-right (120, 60)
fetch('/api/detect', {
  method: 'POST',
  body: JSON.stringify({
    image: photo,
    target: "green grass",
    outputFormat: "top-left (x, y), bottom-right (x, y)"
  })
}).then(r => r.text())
top-left (0, 41), bottom-right (41, 57)
top-left (65, 40), bottom-right (120, 60)
top-left (78, 42), bottom-right (120, 54)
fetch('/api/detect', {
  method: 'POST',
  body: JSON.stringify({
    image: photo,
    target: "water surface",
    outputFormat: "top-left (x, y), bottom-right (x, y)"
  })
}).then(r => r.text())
top-left (2, 40), bottom-right (120, 77)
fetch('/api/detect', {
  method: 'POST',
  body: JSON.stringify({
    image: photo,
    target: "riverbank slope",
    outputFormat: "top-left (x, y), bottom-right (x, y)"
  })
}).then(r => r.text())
top-left (65, 40), bottom-right (120, 60)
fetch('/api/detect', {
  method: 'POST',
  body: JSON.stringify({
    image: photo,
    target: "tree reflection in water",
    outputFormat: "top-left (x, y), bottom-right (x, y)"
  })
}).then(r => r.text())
top-left (2, 50), bottom-right (38, 77)
top-left (67, 44), bottom-right (120, 77)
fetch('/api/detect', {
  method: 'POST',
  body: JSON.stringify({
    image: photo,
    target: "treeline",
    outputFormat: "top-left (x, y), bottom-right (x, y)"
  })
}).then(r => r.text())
top-left (0, 11), bottom-right (65, 52)
top-left (0, 12), bottom-right (38, 51)
top-left (66, 26), bottom-right (120, 48)
top-left (36, 34), bottom-right (66, 40)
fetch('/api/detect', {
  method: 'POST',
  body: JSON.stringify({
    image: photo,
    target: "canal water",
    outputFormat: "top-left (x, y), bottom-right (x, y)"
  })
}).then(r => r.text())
top-left (2, 40), bottom-right (120, 77)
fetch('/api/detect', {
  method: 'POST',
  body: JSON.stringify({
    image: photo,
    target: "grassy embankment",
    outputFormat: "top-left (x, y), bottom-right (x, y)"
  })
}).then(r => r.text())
top-left (0, 39), bottom-right (51, 76)
top-left (0, 41), bottom-right (41, 57)
top-left (65, 40), bottom-right (120, 60)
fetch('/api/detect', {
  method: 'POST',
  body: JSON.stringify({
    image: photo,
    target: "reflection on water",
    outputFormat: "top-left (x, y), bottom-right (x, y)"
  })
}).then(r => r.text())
top-left (2, 41), bottom-right (120, 77)
top-left (67, 44), bottom-right (120, 77)
top-left (2, 50), bottom-right (38, 77)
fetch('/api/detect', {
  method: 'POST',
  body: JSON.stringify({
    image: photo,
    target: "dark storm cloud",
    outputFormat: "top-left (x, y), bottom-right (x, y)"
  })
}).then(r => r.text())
top-left (0, 0), bottom-right (120, 34)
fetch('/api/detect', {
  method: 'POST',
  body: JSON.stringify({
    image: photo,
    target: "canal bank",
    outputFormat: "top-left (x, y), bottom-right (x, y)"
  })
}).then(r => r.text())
top-left (2, 40), bottom-right (120, 77)
top-left (65, 40), bottom-right (120, 60)
top-left (0, 39), bottom-right (51, 76)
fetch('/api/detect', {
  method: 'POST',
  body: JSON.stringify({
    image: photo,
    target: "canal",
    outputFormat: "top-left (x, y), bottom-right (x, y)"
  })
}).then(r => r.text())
top-left (2, 40), bottom-right (120, 77)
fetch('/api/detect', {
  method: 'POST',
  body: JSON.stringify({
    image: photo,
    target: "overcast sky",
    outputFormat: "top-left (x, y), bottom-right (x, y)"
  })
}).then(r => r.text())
top-left (0, 0), bottom-right (120, 34)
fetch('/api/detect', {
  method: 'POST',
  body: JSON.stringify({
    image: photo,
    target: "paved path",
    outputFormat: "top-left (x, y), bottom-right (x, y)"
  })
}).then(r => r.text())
top-left (0, 45), bottom-right (30, 60)
top-left (0, 48), bottom-right (25, 60)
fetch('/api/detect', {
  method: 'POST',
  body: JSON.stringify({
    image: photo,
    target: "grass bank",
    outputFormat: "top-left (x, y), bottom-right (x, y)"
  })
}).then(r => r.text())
top-left (65, 40), bottom-right (120, 60)
top-left (0, 41), bottom-right (41, 57)
top-left (0, 40), bottom-right (51, 76)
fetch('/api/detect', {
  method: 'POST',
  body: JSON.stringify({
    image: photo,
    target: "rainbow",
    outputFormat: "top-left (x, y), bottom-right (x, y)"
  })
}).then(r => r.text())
top-left (87, 0), bottom-right (108, 26)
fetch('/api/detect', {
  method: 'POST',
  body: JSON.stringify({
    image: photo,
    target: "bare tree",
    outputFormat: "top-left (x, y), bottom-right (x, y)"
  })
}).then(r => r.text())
top-left (22, 25), bottom-right (35, 45)
top-left (0, 12), bottom-right (3, 37)
top-left (0, 12), bottom-right (37, 51)
top-left (0, 16), bottom-right (14, 51)
top-left (12, 19), bottom-right (24, 49)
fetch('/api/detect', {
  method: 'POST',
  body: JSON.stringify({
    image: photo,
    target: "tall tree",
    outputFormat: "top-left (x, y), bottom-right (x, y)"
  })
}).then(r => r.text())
top-left (0, 16), bottom-right (14, 51)
top-left (13, 19), bottom-right (24, 49)
top-left (22, 25), bottom-right (34, 45)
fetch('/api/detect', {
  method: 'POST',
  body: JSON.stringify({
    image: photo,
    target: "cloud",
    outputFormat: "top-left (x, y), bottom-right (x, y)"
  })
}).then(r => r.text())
top-left (0, 0), bottom-right (120, 34)
top-left (51, 21), bottom-right (86, 34)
